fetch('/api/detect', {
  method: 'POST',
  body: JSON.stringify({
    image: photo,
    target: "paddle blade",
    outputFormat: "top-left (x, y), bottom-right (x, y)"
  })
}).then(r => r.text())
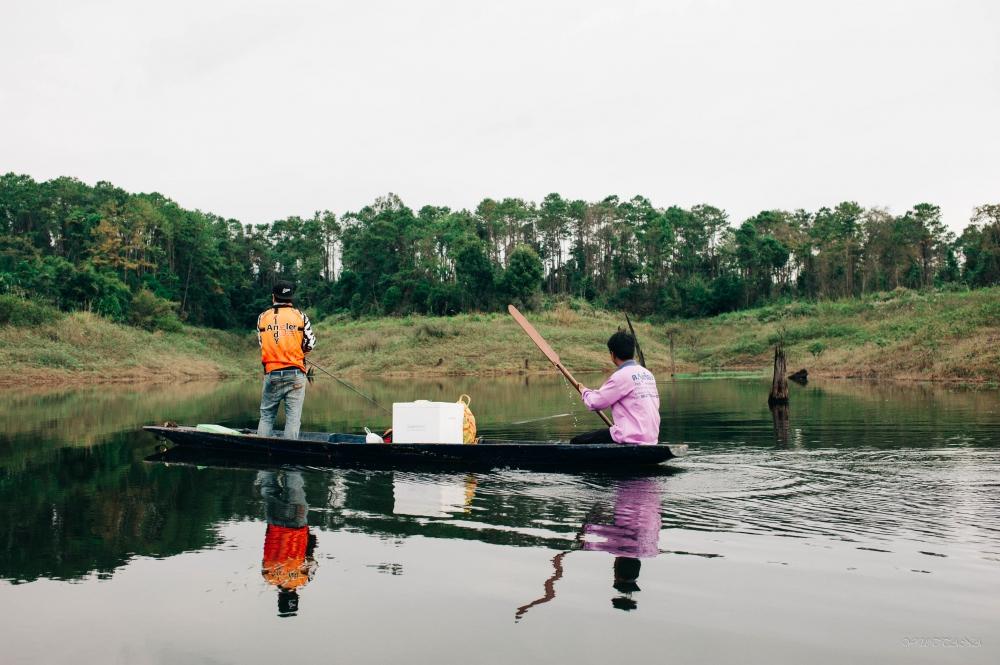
top-left (508, 304), bottom-right (613, 428)
top-left (508, 304), bottom-right (561, 365)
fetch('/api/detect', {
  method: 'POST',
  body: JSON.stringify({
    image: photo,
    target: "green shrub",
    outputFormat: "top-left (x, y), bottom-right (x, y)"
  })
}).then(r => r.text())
top-left (784, 302), bottom-right (818, 317)
top-left (349, 293), bottom-right (364, 318)
top-left (977, 301), bottom-right (1000, 326)
top-left (128, 289), bottom-right (183, 332)
top-left (0, 294), bottom-right (62, 326)
top-left (414, 322), bottom-right (447, 341)
top-left (807, 341), bottom-right (826, 358)
top-left (731, 335), bottom-right (768, 356)
top-left (34, 348), bottom-right (79, 368)
top-left (382, 285), bottom-right (403, 313)
top-left (354, 332), bottom-right (381, 353)
top-left (750, 300), bottom-right (817, 323)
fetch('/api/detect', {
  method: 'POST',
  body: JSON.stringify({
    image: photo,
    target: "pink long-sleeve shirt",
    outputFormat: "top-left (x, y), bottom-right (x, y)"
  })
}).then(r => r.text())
top-left (582, 477), bottom-right (662, 557)
top-left (581, 360), bottom-right (661, 444)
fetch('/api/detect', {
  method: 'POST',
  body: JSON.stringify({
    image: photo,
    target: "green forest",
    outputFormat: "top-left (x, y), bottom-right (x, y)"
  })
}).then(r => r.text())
top-left (2, 172), bottom-right (999, 331)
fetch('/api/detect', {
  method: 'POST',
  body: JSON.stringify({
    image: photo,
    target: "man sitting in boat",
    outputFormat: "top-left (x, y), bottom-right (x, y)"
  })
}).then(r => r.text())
top-left (256, 280), bottom-right (316, 439)
top-left (572, 332), bottom-right (660, 445)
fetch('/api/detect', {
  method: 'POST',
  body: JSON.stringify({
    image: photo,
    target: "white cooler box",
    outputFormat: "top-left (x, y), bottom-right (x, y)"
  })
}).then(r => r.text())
top-left (392, 400), bottom-right (464, 444)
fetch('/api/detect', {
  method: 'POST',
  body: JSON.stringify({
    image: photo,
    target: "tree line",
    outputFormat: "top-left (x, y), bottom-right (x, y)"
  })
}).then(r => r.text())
top-left (2, 172), bottom-right (998, 330)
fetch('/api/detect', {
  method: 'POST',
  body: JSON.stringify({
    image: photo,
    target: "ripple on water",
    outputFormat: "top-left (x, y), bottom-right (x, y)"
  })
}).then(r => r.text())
top-left (661, 447), bottom-right (1000, 551)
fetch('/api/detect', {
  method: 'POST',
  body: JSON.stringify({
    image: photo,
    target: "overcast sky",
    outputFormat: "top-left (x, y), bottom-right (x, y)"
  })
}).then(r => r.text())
top-left (2, 0), bottom-right (998, 230)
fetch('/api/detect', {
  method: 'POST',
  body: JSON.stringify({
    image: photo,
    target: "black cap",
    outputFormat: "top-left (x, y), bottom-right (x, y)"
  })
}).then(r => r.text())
top-left (277, 589), bottom-right (299, 617)
top-left (272, 280), bottom-right (295, 302)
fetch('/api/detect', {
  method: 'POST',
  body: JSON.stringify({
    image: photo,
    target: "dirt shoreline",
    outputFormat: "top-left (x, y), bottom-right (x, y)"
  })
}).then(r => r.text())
top-left (9, 367), bottom-right (240, 389)
top-left (7, 365), bottom-right (996, 389)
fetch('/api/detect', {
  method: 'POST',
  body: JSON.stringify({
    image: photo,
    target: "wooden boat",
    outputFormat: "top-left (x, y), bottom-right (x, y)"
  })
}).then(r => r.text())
top-left (143, 425), bottom-right (687, 470)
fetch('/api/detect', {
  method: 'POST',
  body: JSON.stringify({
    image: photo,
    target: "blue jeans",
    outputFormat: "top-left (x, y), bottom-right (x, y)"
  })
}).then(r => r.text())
top-left (257, 369), bottom-right (307, 439)
top-left (256, 470), bottom-right (308, 527)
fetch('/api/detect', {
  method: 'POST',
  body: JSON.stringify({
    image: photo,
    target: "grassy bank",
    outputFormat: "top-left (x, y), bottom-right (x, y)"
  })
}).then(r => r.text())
top-left (309, 305), bottom-right (694, 378)
top-left (2, 287), bottom-right (997, 385)
top-left (674, 287), bottom-right (1000, 382)
top-left (0, 310), bottom-right (255, 386)
top-left (309, 288), bottom-right (1000, 382)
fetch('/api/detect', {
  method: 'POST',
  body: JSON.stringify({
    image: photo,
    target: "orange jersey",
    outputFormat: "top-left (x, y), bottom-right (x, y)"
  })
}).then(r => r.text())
top-left (257, 304), bottom-right (316, 373)
top-left (262, 524), bottom-right (314, 590)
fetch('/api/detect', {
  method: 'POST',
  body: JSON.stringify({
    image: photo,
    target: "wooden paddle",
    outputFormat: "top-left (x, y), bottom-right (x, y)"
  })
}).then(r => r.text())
top-left (508, 304), bottom-right (613, 427)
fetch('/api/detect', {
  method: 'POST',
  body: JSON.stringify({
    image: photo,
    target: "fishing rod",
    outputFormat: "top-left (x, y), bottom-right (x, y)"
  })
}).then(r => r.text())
top-left (305, 360), bottom-right (391, 414)
top-left (510, 413), bottom-right (572, 425)
top-left (624, 312), bottom-right (646, 368)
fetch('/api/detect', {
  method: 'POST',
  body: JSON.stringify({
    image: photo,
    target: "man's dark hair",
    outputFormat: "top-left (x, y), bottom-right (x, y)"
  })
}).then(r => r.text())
top-left (272, 280), bottom-right (295, 303)
top-left (607, 331), bottom-right (635, 360)
top-left (612, 556), bottom-right (642, 596)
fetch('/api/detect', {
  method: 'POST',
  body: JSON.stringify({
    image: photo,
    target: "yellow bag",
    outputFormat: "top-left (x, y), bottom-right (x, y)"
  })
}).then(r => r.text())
top-left (457, 394), bottom-right (477, 444)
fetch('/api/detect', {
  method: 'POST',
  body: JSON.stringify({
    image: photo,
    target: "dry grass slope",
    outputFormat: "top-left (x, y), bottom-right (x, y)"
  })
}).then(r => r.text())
top-left (310, 303), bottom-right (697, 377)
top-left (674, 287), bottom-right (1000, 382)
top-left (2, 287), bottom-right (997, 385)
top-left (0, 311), bottom-right (254, 386)
top-left (312, 288), bottom-right (1000, 382)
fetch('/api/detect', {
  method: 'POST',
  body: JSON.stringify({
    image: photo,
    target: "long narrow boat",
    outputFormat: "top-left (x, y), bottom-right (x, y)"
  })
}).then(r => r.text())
top-left (143, 425), bottom-right (687, 470)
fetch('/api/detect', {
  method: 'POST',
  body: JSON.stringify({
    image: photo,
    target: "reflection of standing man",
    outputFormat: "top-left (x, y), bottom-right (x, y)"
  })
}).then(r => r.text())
top-left (257, 470), bottom-right (317, 617)
top-left (256, 280), bottom-right (316, 440)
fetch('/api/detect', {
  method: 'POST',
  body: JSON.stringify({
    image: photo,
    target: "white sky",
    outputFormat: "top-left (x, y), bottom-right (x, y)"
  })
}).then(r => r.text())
top-left (2, 0), bottom-right (998, 231)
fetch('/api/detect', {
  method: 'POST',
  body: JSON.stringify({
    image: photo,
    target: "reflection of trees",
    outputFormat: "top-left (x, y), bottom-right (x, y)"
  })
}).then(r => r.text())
top-left (0, 433), bottom-right (260, 583)
top-left (661, 378), bottom-right (1000, 449)
top-left (1, 436), bottom-right (669, 586)
top-left (4, 372), bottom-right (996, 591)
top-left (0, 381), bottom-right (256, 472)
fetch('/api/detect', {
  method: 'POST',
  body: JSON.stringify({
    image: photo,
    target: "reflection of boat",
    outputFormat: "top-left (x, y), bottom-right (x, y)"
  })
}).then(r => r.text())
top-left (392, 474), bottom-right (477, 517)
top-left (143, 426), bottom-right (687, 470)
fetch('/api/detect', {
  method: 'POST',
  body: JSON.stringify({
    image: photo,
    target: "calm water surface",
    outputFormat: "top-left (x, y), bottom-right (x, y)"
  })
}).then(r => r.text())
top-left (1, 375), bottom-right (999, 664)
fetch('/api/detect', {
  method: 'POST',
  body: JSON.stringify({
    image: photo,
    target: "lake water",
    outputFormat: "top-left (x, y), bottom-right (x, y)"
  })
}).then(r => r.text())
top-left (1, 375), bottom-right (998, 664)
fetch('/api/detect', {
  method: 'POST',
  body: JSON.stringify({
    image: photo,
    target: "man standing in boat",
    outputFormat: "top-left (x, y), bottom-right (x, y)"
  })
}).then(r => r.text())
top-left (256, 280), bottom-right (316, 439)
top-left (572, 332), bottom-right (660, 445)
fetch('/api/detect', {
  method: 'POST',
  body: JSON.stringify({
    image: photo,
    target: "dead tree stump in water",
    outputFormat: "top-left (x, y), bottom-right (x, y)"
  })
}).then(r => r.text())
top-left (768, 345), bottom-right (789, 406)
top-left (669, 333), bottom-right (676, 378)
top-left (770, 402), bottom-right (790, 445)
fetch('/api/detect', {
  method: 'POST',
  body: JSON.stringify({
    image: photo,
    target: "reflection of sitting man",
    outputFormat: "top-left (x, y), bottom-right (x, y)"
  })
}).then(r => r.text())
top-left (257, 470), bottom-right (317, 617)
top-left (515, 478), bottom-right (661, 620)
top-left (581, 478), bottom-right (661, 611)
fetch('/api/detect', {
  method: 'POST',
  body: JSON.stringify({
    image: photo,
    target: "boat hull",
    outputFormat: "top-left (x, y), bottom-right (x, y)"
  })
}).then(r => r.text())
top-left (143, 426), bottom-right (687, 470)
